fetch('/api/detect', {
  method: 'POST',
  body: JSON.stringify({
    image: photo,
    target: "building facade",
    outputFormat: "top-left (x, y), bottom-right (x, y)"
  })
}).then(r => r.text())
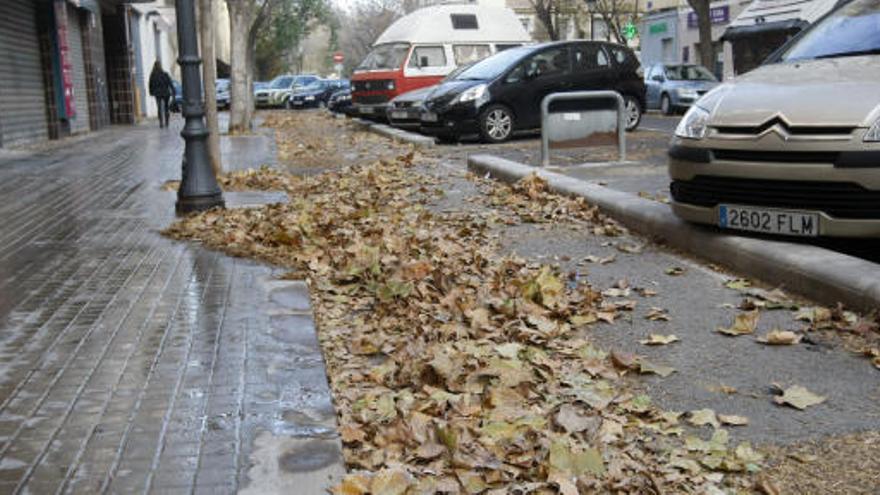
top-left (0, 0), bottom-right (125, 147)
top-left (721, 0), bottom-right (838, 75)
top-left (639, 0), bottom-right (750, 80)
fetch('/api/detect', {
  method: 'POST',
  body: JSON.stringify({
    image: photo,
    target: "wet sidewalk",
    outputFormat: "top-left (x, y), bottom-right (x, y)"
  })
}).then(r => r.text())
top-left (0, 121), bottom-right (343, 494)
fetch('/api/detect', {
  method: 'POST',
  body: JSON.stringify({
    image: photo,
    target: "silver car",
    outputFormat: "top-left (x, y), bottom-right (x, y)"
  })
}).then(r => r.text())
top-left (668, 0), bottom-right (880, 238)
top-left (645, 64), bottom-right (719, 115)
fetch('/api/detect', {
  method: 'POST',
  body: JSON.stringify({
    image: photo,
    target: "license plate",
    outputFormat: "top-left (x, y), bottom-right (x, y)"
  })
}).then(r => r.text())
top-left (422, 112), bottom-right (438, 122)
top-left (360, 106), bottom-right (373, 114)
top-left (719, 205), bottom-right (819, 237)
top-left (391, 111), bottom-right (410, 119)
top-left (293, 100), bottom-right (303, 105)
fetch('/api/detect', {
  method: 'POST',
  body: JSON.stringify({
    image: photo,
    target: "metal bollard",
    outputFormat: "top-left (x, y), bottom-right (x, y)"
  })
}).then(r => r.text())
top-left (540, 91), bottom-right (626, 167)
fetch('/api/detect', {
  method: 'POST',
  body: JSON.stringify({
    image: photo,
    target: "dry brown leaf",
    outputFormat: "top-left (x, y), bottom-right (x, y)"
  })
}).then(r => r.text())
top-left (640, 334), bottom-right (679, 346)
top-left (757, 329), bottom-right (802, 345)
top-left (718, 414), bottom-right (749, 426)
top-left (718, 310), bottom-right (760, 336)
top-left (772, 384), bottom-right (826, 410)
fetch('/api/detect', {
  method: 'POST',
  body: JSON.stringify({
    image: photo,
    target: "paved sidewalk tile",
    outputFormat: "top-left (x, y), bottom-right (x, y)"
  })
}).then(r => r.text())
top-left (0, 122), bottom-right (343, 494)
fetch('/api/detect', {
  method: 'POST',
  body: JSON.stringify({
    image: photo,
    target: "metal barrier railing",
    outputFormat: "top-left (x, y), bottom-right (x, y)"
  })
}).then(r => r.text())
top-left (540, 90), bottom-right (626, 167)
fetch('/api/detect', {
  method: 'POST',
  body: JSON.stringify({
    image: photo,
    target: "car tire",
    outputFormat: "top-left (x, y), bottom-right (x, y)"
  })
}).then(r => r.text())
top-left (624, 95), bottom-right (642, 132)
top-left (479, 104), bottom-right (514, 143)
top-left (660, 94), bottom-right (673, 115)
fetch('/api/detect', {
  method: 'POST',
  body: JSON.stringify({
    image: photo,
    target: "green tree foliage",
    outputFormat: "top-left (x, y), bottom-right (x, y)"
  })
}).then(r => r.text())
top-left (254, 0), bottom-right (328, 80)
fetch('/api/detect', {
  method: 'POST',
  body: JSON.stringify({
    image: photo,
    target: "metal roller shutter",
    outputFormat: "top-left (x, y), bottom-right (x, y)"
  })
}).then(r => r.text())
top-left (66, 3), bottom-right (90, 135)
top-left (0, 0), bottom-right (49, 147)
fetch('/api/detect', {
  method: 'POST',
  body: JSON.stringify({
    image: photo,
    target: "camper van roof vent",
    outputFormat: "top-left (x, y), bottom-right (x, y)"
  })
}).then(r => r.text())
top-left (451, 14), bottom-right (479, 29)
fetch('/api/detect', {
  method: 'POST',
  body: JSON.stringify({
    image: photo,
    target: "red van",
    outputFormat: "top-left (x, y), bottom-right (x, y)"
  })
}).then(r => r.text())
top-left (351, 4), bottom-right (531, 118)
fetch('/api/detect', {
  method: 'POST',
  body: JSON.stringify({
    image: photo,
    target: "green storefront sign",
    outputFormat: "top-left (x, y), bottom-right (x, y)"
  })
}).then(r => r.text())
top-left (649, 22), bottom-right (668, 35)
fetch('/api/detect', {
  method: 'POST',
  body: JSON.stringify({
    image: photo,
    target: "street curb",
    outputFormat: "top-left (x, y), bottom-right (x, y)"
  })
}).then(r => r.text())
top-left (352, 118), bottom-right (436, 148)
top-left (468, 153), bottom-right (880, 313)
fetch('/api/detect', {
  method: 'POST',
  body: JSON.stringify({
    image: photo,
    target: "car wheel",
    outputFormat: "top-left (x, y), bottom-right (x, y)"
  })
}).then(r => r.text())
top-left (479, 104), bottom-right (514, 143)
top-left (624, 95), bottom-right (642, 132)
top-left (661, 94), bottom-right (673, 115)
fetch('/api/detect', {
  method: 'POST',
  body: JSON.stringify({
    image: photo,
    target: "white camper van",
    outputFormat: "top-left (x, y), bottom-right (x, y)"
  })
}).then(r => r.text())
top-left (350, 4), bottom-right (532, 116)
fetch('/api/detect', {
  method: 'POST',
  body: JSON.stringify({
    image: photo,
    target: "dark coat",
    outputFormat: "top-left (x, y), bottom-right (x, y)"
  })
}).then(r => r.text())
top-left (149, 69), bottom-right (173, 98)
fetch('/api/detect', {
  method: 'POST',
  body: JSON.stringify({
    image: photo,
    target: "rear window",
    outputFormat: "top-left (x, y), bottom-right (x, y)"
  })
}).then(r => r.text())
top-left (453, 44), bottom-right (492, 65)
top-left (495, 44), bottom-right (522, 52)
top-left (573, 44), bottom-right (610, 71)
top-left (608, 45), bottom-right (637, 66)
top-left (451, 14), bottom-right (479, 29)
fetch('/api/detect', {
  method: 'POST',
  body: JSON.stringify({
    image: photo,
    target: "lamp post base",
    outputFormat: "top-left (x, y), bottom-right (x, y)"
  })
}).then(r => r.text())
top-left (175, 193), bottom-right (225, 215)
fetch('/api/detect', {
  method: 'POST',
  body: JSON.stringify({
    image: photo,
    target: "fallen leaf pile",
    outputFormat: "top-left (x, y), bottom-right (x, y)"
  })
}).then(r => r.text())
top-left (261, 111), bottom-right (391, 168)
top-left (164, 153), bottom-right (759, 492)
top-left (217, 165), bottom-right (299, 191)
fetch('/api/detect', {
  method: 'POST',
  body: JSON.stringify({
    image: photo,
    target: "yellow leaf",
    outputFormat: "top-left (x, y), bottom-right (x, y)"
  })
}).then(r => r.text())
top-left (688, 408), bottom-right (719, 428)
top-left (718, 414), bottom-right (749, 426)
top-left (640, 334), bottom-right (679, 345)
top-left (757, 330), bottom-right (802, 345)
top-left (370, 468), bottom-right (412, 495)
top-left (773, 385), bottom-right (826, 410)
top-left (718, 310), bottom-right (759, 336)
top-left (332, 473), bottom-right (372, 495)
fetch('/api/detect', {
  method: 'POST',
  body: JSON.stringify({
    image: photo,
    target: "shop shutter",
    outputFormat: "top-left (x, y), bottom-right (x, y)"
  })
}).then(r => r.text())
top-left (0, 0), bottom-right (49, 147)
top-left (66, 3), bottom-right (90, 135)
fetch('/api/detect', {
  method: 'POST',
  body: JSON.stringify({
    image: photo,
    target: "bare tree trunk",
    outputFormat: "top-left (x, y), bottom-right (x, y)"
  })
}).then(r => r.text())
top-left (687, 0), bottom-right (715, 70)
top-left (245, 27), bottom-right (257, 128)
top-left (200, 0), bottom-right (222, 175)
top-left (227, 0), bottom-right (252, 134)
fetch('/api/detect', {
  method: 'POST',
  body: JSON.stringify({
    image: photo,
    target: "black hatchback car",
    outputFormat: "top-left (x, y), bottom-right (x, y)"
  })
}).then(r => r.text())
top-left (421, 41), bottom-right (646, 143)
top-left (288, 79), bottom-right (350, 109)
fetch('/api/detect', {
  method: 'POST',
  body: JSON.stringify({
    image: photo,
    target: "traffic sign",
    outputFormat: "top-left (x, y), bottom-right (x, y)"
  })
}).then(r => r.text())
top-left (333, 52), bottom-right (344, 63)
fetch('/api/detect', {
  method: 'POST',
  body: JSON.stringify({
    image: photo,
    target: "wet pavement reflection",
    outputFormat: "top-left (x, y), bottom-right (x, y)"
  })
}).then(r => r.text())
top-left (0, 122), bottom-right (341, 494)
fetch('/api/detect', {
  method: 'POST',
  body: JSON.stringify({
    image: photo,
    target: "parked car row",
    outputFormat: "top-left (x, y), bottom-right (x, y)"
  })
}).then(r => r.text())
top-left (345, 40), bottom-right (647, 143)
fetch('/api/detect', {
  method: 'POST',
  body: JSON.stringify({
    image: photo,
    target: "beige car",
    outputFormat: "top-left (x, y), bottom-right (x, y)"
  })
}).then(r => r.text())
top-left (668, 0), bottom-right (880, 238)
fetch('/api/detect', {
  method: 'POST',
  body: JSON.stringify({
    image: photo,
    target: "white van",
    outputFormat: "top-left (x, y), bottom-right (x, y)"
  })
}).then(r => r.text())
top-left (350, 4), bottom-right (532, 116)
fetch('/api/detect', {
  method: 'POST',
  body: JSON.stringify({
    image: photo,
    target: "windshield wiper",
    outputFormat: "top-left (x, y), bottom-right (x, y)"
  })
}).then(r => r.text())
top-left (815, 48), bottom-right (880, 59)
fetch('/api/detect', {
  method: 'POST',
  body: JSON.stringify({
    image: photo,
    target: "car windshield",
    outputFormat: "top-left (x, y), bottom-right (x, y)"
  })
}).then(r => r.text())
top-left (302, 82), bottom-right (324, 91)
top-left (781, 0), bottom-right (880, 61)
top-left (357, 43), bottom-right (411, 70)
top-left (665, 65), bottom-right (716, 81)
top-left (442, 63), bottom-right (474, 82)
top-left (270, 76), bottom-right (294, 89)
top-left (216, 81), bottom-right (229, 92)
top-left (452, 46), bottom-right (532, 81)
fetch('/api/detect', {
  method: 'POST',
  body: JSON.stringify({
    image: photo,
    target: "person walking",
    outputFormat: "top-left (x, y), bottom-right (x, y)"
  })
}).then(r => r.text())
top-left (148, 61), bottom-right (173, 128)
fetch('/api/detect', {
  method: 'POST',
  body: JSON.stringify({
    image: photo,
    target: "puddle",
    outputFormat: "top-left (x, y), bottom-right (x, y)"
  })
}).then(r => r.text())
top-left (239, 432), bottom-right (344, 494)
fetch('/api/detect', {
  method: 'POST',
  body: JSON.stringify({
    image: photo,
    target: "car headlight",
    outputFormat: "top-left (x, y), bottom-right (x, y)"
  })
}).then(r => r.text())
top-left (454, 84), bottom-right (488, 105)
top-left (675, 105), bottom-right (710, 139)
top-left (865, 117), bottom-right (880, 142)
top-left (677, 88), bottom-right (698, 98)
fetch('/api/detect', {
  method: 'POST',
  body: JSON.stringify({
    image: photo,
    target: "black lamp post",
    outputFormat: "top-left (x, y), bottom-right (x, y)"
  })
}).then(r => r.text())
top-left (174, 0), bottom-right (224, 214)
